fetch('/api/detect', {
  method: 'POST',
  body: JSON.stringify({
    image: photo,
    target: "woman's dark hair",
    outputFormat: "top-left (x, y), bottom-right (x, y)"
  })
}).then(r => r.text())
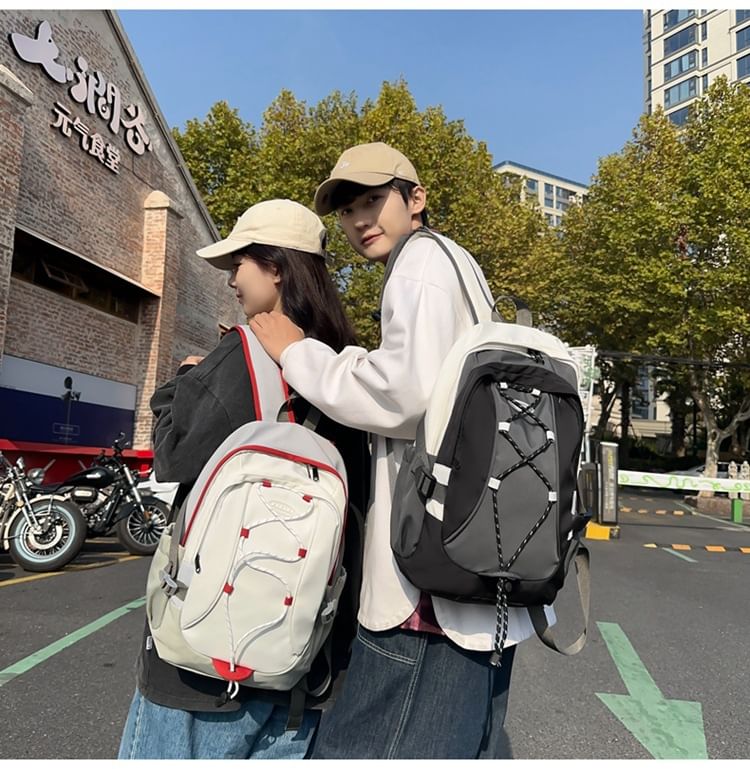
top-left (241, 244), bottom-right (357, 352)
top-left (330, 179), bottom-right (429, 227)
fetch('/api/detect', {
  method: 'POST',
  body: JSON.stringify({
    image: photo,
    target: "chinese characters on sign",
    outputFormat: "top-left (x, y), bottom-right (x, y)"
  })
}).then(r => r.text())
top-left (51, 102), bottom-right (121, 173)
top-left (9, 18), bottom-right (153, 172)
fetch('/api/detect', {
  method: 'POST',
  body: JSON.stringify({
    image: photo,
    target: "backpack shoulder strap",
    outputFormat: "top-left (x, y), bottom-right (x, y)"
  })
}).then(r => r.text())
top-left (528, 546), bottom-right (590, 656)
top-left (230, 325), bottom-right (294, 422)
top-left (378, 227), bottom-right (494, 324)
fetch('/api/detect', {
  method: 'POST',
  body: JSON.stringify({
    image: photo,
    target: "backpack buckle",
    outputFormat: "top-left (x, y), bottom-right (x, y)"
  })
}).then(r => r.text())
top-left (415, 468), bottom-right (436, 499)
top-left (320, 600), bottom-right (337, 624)
top-left (159, 568), bottom-right (179, 597)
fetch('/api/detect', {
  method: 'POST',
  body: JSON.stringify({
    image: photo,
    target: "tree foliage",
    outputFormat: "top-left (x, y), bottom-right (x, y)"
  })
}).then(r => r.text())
top-left (173, 80), bottom-right (549, 347)
top-left (531, 77), bottom-right (750, 471)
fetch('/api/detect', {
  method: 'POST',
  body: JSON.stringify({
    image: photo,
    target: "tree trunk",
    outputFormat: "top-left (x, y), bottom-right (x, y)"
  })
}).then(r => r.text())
top-left (730, 427), bottom-right (743, 458)
top-left (620, 379), bottom-right (631, 463)
top-left (690, 377), bottom-right (750, 498)
top-left (671, 407), bottom-right (686, 457)
top-left (593, 378), bottom-right (617, 441)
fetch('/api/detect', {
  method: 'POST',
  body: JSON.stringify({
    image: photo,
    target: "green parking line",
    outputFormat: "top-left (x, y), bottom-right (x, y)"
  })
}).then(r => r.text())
top-left (0, 596), bottom-right (145, 688)
top-left (661, 547), bottom-right (697, 563)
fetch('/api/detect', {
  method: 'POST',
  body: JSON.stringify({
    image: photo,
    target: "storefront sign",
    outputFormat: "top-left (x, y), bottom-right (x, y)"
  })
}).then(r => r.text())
top-left (8, 19), bottom-right (153, 173)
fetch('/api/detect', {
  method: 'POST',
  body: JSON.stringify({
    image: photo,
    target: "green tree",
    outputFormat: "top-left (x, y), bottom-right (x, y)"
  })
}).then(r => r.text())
top-left (172, 101), bottom-right (259, 236)
top-left (538, 78), bottom-right (750, 477)
top-left (678, 78), bottom-right (750, 478)
top-left (173, 80), bottom-right (550, 348)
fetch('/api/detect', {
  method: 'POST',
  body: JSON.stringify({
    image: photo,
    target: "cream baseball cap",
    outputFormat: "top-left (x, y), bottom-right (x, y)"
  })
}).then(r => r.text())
top-left (314, 142), bottom-right (421, 216)
top-left (196, 199), bottom-right (327, 270)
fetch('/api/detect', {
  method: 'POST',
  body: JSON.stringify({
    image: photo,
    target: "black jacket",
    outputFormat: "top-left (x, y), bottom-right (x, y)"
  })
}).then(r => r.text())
top-left (135, 330), bottom-right (370, 712)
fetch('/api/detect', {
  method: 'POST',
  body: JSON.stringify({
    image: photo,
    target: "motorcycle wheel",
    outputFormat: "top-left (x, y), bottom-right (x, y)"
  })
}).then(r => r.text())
top-left (115, 496), bottom-right (169, 556)
top-left (8, 499), bottom-right (87, 572)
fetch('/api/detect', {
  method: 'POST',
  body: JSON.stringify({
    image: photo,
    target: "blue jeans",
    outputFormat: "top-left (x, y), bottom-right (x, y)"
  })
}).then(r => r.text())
top-left (310, 625), bottom-right (516, 759)
top-left (117, 689), bottom-right (320, 759)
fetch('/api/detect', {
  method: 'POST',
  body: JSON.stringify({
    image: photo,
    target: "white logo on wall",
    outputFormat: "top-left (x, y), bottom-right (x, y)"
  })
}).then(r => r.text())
top-left (8, 19), bottom-right (154, 175)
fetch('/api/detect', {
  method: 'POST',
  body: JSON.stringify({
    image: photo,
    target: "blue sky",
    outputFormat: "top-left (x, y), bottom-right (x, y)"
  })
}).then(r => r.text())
top-left (119, 9), bottom-right (645, 186)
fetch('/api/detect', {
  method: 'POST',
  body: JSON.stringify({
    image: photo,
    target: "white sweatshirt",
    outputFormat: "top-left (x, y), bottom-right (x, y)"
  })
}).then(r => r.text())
top-left (280, 233), bottom-right (553, 651)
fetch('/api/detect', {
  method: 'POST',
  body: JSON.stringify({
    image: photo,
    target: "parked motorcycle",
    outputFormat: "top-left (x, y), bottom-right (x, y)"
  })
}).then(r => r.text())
top-left (0, 452), bottom-right (86, 572)
top-left (28, 435), bottom-right (169, 556)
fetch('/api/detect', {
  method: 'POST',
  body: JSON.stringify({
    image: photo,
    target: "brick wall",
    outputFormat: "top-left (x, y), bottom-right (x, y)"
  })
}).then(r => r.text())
top-left (5, 277), bottom-right (137, 381)
top-left (0, 66), bottom-right (33, 361)
top-left (0, 11), bottom-right (242, 450)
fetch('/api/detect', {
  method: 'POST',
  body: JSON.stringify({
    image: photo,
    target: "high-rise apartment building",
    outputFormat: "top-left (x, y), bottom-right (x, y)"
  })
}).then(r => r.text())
top-left (493, 161), bottom-right (588, 227)
top-left (644, 9), bottom-right (750, 125)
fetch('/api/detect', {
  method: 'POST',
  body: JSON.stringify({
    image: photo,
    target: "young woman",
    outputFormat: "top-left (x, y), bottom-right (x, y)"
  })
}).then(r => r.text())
top-left (118, 199), bottom-right (369, 760)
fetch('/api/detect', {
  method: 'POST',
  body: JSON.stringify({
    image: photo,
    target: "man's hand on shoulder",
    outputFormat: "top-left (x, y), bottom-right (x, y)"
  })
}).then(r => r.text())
top-left (250, 311), bottom-right (305, 364)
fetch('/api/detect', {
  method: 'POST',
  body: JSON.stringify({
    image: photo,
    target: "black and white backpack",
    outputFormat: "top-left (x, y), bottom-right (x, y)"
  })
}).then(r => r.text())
top-left (387, 228), bottom-right (591, 665)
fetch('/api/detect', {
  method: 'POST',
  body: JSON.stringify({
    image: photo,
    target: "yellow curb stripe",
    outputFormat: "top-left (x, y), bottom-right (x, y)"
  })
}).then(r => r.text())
top-left (672, 544), bottom-right (692, 551)
top-left (705, 545), bottom-right (726, 552)
top-left (0, 571), bottom-right (67, 588)
top-left (621, 507), bottom-right (632, 513)
top-left (740, 548), bottom-right (750, 554)
top-left (637, 509), bottom-right (648, 514)
top-left (88, 551), bottom-right (129, 557)
top-left (0, 555), bottom-right (141, 587)
top-left (644, 543), bottom-right (658, 548)
top-left (673, 510), bottom-right (684, 516)
top-left (66, 556), bottom-right (141, 571)
top-left (655, 510), bottom-right (667, 515)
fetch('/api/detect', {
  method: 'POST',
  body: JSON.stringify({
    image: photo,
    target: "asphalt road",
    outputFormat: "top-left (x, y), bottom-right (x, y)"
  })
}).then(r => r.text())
top-left (504, 488), bottom-right (750, 759)
top-left (0, 489), bottom-right (748, 759)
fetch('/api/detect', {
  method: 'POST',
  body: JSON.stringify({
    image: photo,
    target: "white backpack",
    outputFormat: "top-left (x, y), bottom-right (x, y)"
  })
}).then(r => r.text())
top-left (145, 325), bottom-right (348, 707)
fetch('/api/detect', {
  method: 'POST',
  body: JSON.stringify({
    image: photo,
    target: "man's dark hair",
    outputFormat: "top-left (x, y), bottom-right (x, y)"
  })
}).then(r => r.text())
top-left (238, 244), bottom-right (357, 352)
top-left (330, 179), bottom-right (429, 227)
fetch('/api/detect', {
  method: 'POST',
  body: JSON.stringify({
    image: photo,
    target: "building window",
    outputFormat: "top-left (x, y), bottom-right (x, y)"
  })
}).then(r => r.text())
top-left (668, 105), bottom-right (691, 126)
top-left (545, 213), bottom-right (554, 226)
top-left (544, 197), bottom-right (554, 208)
top-left (526, 178), bottom-right (538, 193)
top-left (11, 230), bottom-right (141, 322)
top-left (664, 10), bottom-right (695, 31)
top-left (738, 52), bottom-right (750, 79)
top-left (664, 76), bottom-right (698, 107)
top-left (737, 10), bottom-right (750, 25)
top-left (700, 21), bottom-right (707, 40)
top-left (664, 50), bottom-right (697, 81)
top-left (664, 25), bottom-right (697, 56)
top-left (701, 47), bottom-right (708, 67)
top-left (702, 74), bottom-right (708, 91)
top-left (544, 182), bottom-right (553, 194)
top-left (737, 25), bottom-right (750, 52)
top-left (555, 215), bottom-right (563, 227)
top-left (632, 367), bottom-right (654, 420)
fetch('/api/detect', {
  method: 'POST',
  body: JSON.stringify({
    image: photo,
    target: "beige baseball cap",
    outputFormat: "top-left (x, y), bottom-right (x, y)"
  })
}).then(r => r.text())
top-left (196, 199), bottom-right (327, 270)
top-left (314, 142), bottom-right (421, 216)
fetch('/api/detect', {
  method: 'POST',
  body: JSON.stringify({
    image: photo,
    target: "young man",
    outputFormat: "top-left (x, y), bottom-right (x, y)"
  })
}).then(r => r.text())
top-left (251, 144), bottom-right (541, 759)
